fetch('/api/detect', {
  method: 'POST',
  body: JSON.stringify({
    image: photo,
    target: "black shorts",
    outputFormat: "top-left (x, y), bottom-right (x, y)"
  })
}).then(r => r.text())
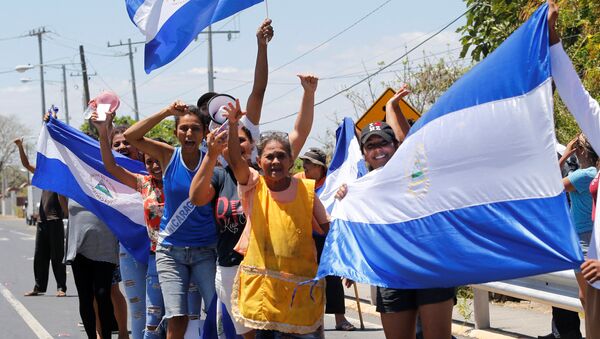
top-left (376, 286), bottom-right (455, 313)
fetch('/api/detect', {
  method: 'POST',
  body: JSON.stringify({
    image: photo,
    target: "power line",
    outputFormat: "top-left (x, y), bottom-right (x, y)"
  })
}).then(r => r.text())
top-left (261, 6), bottom-right (473, 125)
top-left (271, 0), bottom-right (391, 74)
top-left (221, 0), bottom-right (392, 94)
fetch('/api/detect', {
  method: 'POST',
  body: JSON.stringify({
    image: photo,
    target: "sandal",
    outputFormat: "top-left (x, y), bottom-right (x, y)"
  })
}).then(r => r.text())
top-left (335, 320), bottom-right (356, 331)
top-left (24, 290), bottom-right (42, 296)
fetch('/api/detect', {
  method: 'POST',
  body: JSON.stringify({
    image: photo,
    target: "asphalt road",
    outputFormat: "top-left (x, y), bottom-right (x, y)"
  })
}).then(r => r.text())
top-left (0, 217), bottom-right (387, 338)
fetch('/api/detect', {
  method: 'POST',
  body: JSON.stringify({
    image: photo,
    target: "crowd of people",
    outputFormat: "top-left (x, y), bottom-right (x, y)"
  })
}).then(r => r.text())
top-left (10, 1), bottom-right (600, 338)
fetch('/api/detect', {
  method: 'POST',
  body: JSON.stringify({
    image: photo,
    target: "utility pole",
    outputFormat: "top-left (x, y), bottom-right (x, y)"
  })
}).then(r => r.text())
top-left (198, 27), bottom-right (239, 92)
top-left (207, 25), bottom-right (214, 92)
top-left (79, 45), bottom-right (90, 104)
top-left (61, 65), bottom-right (69, 125)
top-left (107, 38), bottom-right (143, 120)
top-left (28, 27), bottom-right (49, 120)
top-left (70, 69), bottom-right (97, 111)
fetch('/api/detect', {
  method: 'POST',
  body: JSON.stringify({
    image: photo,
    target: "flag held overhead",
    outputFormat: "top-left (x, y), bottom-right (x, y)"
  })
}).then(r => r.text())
top-left (126, 0), bottom-right (264, 73)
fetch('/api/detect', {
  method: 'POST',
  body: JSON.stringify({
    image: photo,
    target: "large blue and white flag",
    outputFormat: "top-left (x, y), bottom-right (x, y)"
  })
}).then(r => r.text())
top-left (317, 117), bottom-right (367, 213)
top-left (126, 0), bottom-right (263, 73)
top-left (32, 117), bottom-right (150, 264)
top-left (317, 4), bottom-right (584, 289)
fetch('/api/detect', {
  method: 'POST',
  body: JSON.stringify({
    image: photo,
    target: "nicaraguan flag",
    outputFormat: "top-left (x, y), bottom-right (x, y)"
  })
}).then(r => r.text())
top-left (316, 4), bottom-right (583, 289)
top-left (32, 117), bottom-right (150, 264)
top-left (126, 0), bottom-right (264, 73)
top-left (317, 117), bottom-right (367, 213)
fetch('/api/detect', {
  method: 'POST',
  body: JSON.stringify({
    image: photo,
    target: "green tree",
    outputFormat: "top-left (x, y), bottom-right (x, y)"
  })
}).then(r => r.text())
top-left (80, 116), bottom-right (178, 145)
top-left (457, 0), bottom-right (600, 143)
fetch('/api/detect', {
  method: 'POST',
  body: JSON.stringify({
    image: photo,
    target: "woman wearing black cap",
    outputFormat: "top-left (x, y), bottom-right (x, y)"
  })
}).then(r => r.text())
top-left (336, 85), bottom-right (455, 339)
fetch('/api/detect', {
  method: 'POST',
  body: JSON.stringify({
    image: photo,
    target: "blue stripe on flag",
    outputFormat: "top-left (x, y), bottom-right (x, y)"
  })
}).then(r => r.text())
top-left (408, 4), bottom-right (550, 136)
top-left (318, 193), bottom-right (583, 288)
top-left (34, 154), bottom-right (150, 264)
top-left (143, 0), bottom-right (263, 73)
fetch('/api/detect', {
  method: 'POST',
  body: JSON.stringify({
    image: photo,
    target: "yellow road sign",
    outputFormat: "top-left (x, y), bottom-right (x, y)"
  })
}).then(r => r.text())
top-left (355, 88), bottom-right (421, 131)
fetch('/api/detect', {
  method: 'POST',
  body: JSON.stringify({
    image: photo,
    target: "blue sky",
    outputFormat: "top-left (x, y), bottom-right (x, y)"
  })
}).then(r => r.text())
top-left (0, 0), bottom-right (468, 150)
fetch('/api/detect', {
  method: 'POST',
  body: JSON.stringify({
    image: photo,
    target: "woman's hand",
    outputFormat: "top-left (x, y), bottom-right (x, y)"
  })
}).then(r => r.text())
top-left (222, 98), bottom-right (245, 124)
top-left (166, 100), bottom-right (188, 117)
top-left (563, 137), bottom-right (578, 159)
top-left (335, 184), bottom-right (348, 201)
top-left (581, 259), bottom-right (600, 284)
top-left (388, 84), bottom-right (411, 106)
top-left (206, 129), bottom-right (228, 157)
top-left (298, 74), bottom-right (319, 94)
top-left (257, 18), bottom-right (273, 45)
top-left (13, 137), bottom-right (23, 147)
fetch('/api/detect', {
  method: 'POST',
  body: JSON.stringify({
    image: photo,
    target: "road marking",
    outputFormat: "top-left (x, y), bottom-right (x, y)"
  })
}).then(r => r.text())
top-left (0, 237), bottom-right (9, 241)
top-left (10, 230), bottom-right (32, 237)
top-left (0, 283), bottom-right (53, 339)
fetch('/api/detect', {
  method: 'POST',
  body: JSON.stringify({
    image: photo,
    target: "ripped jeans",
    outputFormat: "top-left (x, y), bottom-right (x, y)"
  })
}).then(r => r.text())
top-left (120, 244), bottom-right (148, 339)
top-left (145, 253), bottom-right (203, 338)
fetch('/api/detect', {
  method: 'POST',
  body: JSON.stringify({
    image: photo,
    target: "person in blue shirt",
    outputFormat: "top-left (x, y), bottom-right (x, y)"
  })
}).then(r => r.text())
top-left (124, 102), bottom-right (216, 339)
top-left (559, 134), bottom-right (598, 252)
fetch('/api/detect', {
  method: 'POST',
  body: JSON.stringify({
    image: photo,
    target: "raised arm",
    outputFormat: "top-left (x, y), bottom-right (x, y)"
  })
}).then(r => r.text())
top-left (548, 0), bottom-right (600, 152)
top-left (385, 84), bottom-right (412, 143)
top-left (92, 111), bottom-right (138, 190)
top-left (189, 129), bottom-right (226, 206)
top-left (124, 102), bottom-right (184, 168)
top-left (224, 100), bottom-right (251, 185)
top-left (13, 138), bottom-right (35, 174)
top-left (245, 19), bottom-right (273, 125)
top-left (289, 74), bottom-right (318, 158)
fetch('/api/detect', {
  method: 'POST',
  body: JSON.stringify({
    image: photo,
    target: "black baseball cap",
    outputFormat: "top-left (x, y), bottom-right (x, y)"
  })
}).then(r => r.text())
top-left (299, 147), bottom-right (327, 168)
top-left (360, 121), bottom-right (395, 146)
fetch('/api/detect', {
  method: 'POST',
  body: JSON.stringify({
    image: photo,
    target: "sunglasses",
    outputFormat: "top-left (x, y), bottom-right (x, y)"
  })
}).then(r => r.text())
top-left (259, 130), bottom-right (289, 141)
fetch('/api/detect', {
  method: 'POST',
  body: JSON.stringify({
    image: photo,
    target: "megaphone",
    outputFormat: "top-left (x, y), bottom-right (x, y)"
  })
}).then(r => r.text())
top-left (207, 94), bottom-right (236, 125)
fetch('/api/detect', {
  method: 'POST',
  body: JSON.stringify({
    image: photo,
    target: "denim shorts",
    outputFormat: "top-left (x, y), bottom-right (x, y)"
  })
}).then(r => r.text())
top-left (155, 244), bottom-right (217, 318)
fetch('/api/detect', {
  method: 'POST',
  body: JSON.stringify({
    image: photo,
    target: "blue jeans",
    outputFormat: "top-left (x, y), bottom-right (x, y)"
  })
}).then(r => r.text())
top-left (120, 244), bottom-right (148, 339)
top-left (155, 244), bottom-right (216, 318)
top-left (145, 254), bottom-right (164, 339)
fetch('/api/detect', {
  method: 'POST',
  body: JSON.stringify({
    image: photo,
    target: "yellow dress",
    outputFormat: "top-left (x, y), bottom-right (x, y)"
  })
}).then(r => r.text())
top-left (232, 176), bottom-right (324, 334)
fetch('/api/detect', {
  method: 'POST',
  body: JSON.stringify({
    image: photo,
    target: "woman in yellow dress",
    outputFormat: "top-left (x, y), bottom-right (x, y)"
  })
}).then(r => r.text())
top-left (224, 99), bottom-right (329, 338)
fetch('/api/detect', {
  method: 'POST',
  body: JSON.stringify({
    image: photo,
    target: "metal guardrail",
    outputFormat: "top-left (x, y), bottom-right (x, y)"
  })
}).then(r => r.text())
top-left (471, 270), bottom-right (582, 329)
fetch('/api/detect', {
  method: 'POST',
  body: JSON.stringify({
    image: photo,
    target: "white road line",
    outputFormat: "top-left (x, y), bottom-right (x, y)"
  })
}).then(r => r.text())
top-left (0, 284), bottom-right (53, 339)
top-left (10, 230), bottom-right (32, 237)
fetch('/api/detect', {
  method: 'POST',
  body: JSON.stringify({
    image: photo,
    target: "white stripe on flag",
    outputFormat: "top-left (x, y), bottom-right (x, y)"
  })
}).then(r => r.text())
top-left (134, 0), bottom-right (191, 41)
top-left (319, 137), bottom-right (363, 211)
top-left (332, 79), bottom-right (562, 224)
